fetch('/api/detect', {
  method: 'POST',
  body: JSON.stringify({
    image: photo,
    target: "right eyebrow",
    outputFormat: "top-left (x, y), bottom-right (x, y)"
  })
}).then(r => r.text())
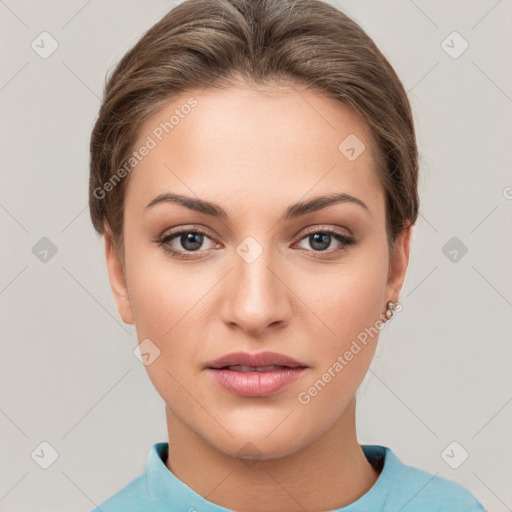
top-left (145, 193), bottom-right (228, 217)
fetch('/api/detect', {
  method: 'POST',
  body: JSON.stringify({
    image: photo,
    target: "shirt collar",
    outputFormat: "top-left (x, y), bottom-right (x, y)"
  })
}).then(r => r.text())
top-left (145, 441), bottom-right (397, 510)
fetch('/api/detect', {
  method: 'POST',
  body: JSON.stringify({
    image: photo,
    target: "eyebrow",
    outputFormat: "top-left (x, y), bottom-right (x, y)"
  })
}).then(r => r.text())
top-left (145, 192), bottom-right (369, 220)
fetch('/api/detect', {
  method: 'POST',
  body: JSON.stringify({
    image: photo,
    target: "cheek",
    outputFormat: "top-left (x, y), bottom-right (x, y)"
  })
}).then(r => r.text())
top-left (298, 252), bottom-right (388, 347)
top-left (293, 252), bottom-right (388, 409)
top-left (123, 248), bottom-right (205, 399)
top-left (128, 266), bottom-right (202, 361)
top-left (342, 264), bottom-right (387, 338)
top-left (293, 257), bottom-right (388, 417)
top-left (124, 228), bottom-right (193, 334)
top-left (123, 237), bottom-right (218, 375)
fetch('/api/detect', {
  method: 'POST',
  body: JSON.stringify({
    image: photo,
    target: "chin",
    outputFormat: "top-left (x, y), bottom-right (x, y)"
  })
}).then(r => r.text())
top-left (209, 421), bottom-right (313, 462)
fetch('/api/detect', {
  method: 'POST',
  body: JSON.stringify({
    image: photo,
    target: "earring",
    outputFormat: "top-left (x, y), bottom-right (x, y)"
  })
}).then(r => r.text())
top-left (385, 300), bottom-right (396, 320)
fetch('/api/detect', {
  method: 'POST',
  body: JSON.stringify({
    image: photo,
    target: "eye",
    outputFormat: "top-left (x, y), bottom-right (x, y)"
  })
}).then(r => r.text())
top-left (154, 225), bottom-right (356, 260)
top-left (295, 228), bottom-right (355, 254)
top-left (155, 227), bottom-right (218, 259)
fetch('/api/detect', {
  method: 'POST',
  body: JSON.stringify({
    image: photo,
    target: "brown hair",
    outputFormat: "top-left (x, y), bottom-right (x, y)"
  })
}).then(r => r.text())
top-left (89, 0), bottom-right (419, 262)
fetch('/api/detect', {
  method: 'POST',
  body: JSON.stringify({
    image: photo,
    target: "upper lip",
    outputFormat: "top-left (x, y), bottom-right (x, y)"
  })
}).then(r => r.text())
top-left (205, 351), bottom-right (308, 369)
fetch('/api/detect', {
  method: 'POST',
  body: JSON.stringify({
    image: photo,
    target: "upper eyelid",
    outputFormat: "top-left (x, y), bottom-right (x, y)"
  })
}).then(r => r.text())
top-left (160, 225), bottom-right (217, 240)
top-left (298, 224), bottom-right (352, 238)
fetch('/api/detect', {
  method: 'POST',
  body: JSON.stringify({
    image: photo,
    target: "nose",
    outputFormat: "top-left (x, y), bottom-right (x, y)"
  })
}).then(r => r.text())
top-left (220, 242), bottom-right (292, 335)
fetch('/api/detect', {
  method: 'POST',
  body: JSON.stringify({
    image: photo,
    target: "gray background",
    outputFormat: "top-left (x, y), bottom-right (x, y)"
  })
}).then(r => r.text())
top-left (1, 1), bottom-right (511, 511)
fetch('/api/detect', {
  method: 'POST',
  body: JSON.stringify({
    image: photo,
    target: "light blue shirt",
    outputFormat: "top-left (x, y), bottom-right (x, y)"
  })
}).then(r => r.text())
top-left (91, 442), bottom-right (487, 511)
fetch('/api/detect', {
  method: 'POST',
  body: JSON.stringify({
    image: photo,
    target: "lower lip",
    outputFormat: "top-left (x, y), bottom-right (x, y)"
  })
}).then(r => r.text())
top-left (205, 367), bottom-right (307, 397)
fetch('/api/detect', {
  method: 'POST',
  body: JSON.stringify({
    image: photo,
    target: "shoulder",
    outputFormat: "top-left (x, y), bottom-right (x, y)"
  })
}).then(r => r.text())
top-left (89, 473), bottom-right (150, 512)
top-left (374, 446), bottom-right (487, 511)
top-left (395, 466), bottom-right (487, 511)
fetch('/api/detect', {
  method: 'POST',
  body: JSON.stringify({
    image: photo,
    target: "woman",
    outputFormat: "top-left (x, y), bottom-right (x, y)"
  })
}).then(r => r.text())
top-left (88, 0), bottom-right (487, 510)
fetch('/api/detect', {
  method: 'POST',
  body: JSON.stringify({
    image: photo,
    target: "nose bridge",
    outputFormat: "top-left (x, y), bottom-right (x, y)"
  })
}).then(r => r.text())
top-left (221, 235), bottom-right (289, 331)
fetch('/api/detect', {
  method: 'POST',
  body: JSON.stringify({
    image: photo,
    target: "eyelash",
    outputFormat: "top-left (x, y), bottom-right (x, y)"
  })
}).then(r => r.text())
top-left (154, 225), bottom-right (355, 260)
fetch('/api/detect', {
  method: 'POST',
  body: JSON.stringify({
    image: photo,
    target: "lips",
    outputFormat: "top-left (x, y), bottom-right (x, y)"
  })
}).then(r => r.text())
top-left (204, 351), bottom-right (309, 397)
top-left (223, 364), bottom-right (288, 372)
top-left (205, 351), bottom-right (307, 370)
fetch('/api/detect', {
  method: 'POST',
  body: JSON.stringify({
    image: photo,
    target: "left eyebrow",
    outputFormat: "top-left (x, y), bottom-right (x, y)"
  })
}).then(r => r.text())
top-left (282, 193), bottom-right (369, 219)
top-left (144, 192), bottom-right (370, 219)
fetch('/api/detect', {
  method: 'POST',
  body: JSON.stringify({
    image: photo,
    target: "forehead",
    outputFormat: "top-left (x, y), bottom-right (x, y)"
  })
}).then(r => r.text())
top-left (125, 85), bottom-right (384, 216)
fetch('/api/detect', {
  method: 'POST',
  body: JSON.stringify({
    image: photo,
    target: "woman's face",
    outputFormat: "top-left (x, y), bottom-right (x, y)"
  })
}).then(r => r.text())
top-left (105, 84), bottom-right (410, 460)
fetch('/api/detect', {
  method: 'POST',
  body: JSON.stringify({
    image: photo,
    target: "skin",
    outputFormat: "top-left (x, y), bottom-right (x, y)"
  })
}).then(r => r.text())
top-left (104, 83), bottom-right (411, 512)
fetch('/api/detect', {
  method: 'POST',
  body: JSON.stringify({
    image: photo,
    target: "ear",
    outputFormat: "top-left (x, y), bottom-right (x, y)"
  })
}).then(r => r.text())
top-left (386, 224), bottom-right (412, 301)
top-left (104, 228), bottom-right (134, 325)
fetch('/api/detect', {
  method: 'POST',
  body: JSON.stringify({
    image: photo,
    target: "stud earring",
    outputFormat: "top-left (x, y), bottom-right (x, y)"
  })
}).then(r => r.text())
top-left (385, 300), bottom-right (397, 320)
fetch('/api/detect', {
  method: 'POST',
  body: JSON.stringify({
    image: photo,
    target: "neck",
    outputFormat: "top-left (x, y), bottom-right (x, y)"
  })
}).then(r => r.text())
top-left (164, 398), bottom-right (380, 512)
